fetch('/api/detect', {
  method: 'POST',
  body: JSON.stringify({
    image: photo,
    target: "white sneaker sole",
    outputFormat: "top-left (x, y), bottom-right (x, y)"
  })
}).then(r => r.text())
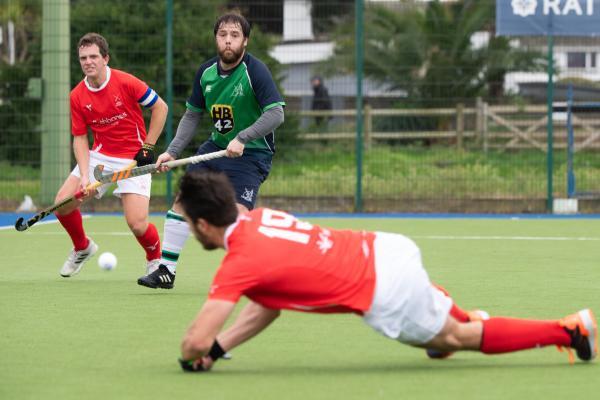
top-left (580, 309), bottom-right (598, 361)
top-left (60, 242), bottom-right (99, 277)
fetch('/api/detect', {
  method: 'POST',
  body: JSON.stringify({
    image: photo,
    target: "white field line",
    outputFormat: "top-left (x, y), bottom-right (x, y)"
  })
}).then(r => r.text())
top-left (2, 228), bottom-right (600, 241)
top-left (412, 235), bottom-right (600, 241)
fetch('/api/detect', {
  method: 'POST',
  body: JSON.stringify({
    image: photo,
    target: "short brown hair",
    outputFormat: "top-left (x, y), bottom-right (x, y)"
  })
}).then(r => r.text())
top-left (213, 12), bottom-right (251, 38)
top-left (77, 33), bottom-right (109, 57)
top-left (177, 171), bottom-right (238, 227)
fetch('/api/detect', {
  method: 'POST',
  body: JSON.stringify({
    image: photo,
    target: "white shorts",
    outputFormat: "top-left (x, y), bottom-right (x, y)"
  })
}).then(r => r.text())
top-left (362, 232), bottom-right (452, 345)
top-left (71, 151), bottom-right (151, 199)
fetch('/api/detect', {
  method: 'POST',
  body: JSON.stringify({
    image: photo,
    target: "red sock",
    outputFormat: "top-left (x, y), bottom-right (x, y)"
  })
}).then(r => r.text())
top-left (56, 209), bottom-right (88, 250)
top-left (135, 223), bottom-right (161, 261)
top-left (433, 283), bottom-right (470, 322)
top-left (481, 317), bottom-right (571, 354)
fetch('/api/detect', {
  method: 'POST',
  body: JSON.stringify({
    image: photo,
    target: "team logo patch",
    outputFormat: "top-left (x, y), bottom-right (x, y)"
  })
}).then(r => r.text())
top-left (114, 95), bottom-right (123, 107)
top-left (511, 0), bottom-right (537, 17)
top-left (241, 187), bottom-right (254, 203)
top-left (232, 82), bottom-right (244, 97)
top-left (85, 104), bottom-right (92, 111)
top-left (211, 104), bottom-right (234, 134)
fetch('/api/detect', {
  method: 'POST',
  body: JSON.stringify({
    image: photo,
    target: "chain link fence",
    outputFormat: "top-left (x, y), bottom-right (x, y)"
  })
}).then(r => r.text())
top-left (1, 0), bottom-right (599, 213)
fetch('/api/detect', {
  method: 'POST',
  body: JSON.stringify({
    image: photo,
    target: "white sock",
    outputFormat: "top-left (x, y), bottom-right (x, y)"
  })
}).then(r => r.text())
top-left (160, 209), bottom-right (189, 274)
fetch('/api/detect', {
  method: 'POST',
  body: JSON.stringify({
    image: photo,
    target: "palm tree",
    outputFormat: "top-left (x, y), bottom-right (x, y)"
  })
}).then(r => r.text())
top-left (326, 0), bottom-right (546, 106)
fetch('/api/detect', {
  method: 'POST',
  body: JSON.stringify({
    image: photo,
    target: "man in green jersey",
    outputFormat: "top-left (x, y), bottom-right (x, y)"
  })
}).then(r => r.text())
top-left (138, 12), bottom-right (285, 289)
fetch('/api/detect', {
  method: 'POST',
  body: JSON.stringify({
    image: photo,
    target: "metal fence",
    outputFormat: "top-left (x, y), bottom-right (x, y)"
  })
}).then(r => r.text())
top-left (1, 0), bottom-right (599, 214)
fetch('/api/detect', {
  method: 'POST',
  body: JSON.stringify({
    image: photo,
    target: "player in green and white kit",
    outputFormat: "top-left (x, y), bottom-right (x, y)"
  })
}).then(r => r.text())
top-left (138, 12), bottom-right (285, 289)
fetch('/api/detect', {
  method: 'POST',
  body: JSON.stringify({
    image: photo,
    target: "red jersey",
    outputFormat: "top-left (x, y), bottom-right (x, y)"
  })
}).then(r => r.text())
top-left (209, 208), bottom-right (376, 315)
top-left (70, 67), bottom-right (159, 158)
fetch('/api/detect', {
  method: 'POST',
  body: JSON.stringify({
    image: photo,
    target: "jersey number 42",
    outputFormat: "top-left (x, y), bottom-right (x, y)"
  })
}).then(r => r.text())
top-left (211, 104), bottom-right (234, 134)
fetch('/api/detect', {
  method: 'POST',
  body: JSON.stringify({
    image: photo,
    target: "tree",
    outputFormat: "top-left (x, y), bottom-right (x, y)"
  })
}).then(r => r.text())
top-left (326, 0), bottom-right (546, 106)
top-left (0, 0), bottom-right (41, 163)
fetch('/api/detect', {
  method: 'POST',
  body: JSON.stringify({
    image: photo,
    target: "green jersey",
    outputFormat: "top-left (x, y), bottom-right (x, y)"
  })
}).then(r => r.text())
top-left (186, 52), bottom-right (285, 152)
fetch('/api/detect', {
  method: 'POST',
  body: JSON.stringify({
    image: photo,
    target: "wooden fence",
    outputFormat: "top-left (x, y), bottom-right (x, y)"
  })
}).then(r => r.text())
top-left (296, 100), bottom-right (600, 152)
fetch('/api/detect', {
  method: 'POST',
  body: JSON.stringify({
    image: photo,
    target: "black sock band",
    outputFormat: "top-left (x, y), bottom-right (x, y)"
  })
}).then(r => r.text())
top-left (208, 339), bottom-right (226, 361)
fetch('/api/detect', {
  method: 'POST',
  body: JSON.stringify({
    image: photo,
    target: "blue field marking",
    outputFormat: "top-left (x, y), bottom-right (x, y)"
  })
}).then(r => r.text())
top-left (2, 211), bottom-right (599, 230)
top-left (0, 212), bottom-right (58, 230)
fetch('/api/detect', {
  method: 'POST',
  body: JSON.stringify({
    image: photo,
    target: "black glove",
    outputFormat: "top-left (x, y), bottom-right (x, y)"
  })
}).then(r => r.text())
top-left (178, 358), bottom-right (207, 373)
top-left (134, 143), bottom-right (155, 166)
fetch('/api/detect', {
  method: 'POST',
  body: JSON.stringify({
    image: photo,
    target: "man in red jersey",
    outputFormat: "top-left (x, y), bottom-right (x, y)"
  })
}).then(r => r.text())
top-left (174, 172), bottom-right (597, 372)
top-left (54, 33), bottom-right (168, 278)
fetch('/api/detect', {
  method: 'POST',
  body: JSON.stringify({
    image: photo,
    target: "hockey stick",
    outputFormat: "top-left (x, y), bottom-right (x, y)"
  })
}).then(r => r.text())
top-left (14, 161), bottom-right (137, 232)
top-left (92, 150), bottom-right (227, 184)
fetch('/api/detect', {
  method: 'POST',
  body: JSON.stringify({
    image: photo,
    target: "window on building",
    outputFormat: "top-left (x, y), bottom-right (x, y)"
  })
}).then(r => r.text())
top-left (591, 52), bottom-right (597, 68)
top-left (567, 52), bottom-right (586, 68)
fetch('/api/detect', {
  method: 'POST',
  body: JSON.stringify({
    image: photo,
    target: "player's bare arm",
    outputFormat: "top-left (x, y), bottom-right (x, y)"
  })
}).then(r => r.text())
top-left (145, 96), bottom-right (168, 146)
top-left (217, 301), bottom-right (281, 351)
top-left (180, 299), bottom-right (236, 362)
top-left (133, 97), bottom-right (168, 167)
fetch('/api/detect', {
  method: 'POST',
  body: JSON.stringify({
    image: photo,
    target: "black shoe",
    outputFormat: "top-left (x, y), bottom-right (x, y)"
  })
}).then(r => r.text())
top-left (137, 265), bottom-right (175, 289)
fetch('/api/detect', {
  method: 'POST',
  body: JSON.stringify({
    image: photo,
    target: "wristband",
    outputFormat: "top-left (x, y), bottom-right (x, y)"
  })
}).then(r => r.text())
top-left (208, 339), bottom-right (226, 361)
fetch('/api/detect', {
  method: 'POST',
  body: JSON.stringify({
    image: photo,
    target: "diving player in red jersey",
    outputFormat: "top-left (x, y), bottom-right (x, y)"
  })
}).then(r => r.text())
top-left (54, 33), bottom-right (168, 279)
top-left (174, 172), bottom-right (597, 372)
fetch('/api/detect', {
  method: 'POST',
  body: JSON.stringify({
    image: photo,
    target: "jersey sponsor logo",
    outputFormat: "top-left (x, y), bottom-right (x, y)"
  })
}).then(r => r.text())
top-left (232, 82), bottom-right (244, 97)
top-left (241, 187), bottom-right (254, 203)
top-left (211, 104), bottom-right (234, 134)
top-left (92, 112), bottom-right (128, 126)
top-left (85, 104), bottom-right (93, 111)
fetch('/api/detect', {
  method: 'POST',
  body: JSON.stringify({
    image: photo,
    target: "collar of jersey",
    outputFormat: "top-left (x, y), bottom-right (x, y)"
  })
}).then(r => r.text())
top-left (84, 66), bottom-right (111, 92)
top-left (223, 218), bottom-right (243, 251)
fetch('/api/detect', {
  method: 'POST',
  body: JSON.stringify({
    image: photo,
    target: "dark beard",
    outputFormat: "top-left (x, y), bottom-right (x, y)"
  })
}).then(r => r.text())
top-left (218, 47), bottom-right (244, 65)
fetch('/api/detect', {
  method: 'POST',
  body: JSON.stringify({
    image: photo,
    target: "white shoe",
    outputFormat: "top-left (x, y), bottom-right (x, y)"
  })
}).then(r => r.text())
top-left (146, 259), bottom-right (161, 275)
top-left (60, 238), bottom-right (99, 277)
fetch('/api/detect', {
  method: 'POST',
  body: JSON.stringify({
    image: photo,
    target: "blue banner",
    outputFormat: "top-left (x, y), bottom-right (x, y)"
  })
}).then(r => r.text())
top-left (497, 0), bottom-right (600, 36)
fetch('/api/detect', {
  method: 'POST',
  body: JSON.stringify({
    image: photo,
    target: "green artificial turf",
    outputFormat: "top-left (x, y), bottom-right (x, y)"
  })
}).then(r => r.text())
top-left (1, 216), bottom-right (598, 399)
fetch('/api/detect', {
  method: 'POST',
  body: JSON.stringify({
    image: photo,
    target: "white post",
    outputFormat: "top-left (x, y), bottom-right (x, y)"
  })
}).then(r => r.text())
top-left (283, 0), bottom-right (314, 41)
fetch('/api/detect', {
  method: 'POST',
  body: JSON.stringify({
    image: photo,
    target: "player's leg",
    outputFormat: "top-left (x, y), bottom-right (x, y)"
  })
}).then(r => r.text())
top-left (121, 192), bottom-right (161, 267)
top-left (105, 156), bottom-right (162, 279)
top-left (363, 233), bottom-right (597, 363)
top-left (55, 164), bottom-right (100, 277)
top-left (426, 283), bottom-right (489, 359)
top-left (424, 309), bottom-right (597, 363)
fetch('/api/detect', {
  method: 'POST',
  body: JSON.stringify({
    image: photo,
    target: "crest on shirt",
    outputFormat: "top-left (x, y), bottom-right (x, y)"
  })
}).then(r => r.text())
top-left (85, 104), bottom-right (92, 111)
top-left (114, 95), bottom-right (123, 107)
top-left (241, 187), bottom-right (254, 203)
top-left (317, 228), bottom-right (333, 254)
top-left (232, 82), bottom-right (244, 97)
